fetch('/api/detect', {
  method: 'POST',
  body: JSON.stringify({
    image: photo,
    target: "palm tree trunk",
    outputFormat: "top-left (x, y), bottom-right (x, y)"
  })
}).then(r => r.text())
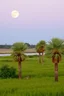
top-left (42, 52), bottom-right (43, 63)
top-left (39, 53), bottom-right (41, 63)
top-left (18, 56), bottom-right (22, 79)
top-left (55, 63), bottom-right (58, 81)
top-left (18, 62), bottom-right (21, 79)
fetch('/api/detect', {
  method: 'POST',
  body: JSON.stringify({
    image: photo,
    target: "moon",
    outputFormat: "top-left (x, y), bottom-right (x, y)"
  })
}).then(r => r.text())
top-left (11, 10), bottom-right (19, 18)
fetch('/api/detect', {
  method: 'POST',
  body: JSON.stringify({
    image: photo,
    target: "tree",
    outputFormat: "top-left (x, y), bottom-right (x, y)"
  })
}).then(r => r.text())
top-left (12, 42), bottom-right (27, 79)
top-left (46, 38), bottom-right (64, 81)
top-left (36, 40), bottom-right (46, 64)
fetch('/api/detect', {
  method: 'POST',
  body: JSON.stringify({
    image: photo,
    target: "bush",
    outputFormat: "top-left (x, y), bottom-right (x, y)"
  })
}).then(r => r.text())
top-left (0, 65), bottom-right (17, 78)
top-left (9, 67), bottom-right (17, 78)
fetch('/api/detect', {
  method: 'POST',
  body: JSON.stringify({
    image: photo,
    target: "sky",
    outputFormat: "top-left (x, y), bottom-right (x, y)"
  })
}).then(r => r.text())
top-left (0, 0), bottom-right (64, 44)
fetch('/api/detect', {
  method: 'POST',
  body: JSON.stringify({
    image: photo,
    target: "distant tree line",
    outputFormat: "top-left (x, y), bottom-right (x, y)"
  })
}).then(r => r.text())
top-left (25, 43), bottom-right (35, 48)
top-left (0, 43), bottom-right (35, 49)
top-left (0, 44), bottom-right (12, 49)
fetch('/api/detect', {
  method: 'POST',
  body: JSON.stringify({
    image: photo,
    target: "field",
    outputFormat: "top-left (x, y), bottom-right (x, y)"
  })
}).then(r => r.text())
top-left (0, 48), bottom-right (36, 54)
top-left (0, 55), bottom-right (64, 96)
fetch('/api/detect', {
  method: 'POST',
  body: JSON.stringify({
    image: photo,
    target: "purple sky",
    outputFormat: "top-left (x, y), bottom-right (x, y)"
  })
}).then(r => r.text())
top-left (0, 0), bottom-right (64, 44)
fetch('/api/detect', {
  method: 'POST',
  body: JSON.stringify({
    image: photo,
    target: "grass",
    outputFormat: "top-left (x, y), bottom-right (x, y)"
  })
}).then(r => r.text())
top-left (0, 55), bottom-right (64, 96)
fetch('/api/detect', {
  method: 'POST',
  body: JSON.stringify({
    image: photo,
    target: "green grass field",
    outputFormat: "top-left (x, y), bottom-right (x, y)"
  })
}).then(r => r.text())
top-left (0, 56), bottom-right (64, 96)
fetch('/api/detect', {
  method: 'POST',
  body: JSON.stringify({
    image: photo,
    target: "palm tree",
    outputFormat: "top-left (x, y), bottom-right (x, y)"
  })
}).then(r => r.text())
top-left (47, 38), bottom-right (64, 81)
top-left (36, 40), bottom-right (46, 63)
top-left (12, 42), bottom-right (27, 79)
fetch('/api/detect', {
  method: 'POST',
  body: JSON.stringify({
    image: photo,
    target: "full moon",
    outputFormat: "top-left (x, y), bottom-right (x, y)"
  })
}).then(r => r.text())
top-left (11, 10), bottom-right (19, 18)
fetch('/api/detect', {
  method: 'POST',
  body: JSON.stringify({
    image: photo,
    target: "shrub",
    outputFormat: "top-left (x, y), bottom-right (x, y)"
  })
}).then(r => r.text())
top-left (9, 67), bottom-right (16, 78)
top-left (0, 65), bottom-right (17, 78)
